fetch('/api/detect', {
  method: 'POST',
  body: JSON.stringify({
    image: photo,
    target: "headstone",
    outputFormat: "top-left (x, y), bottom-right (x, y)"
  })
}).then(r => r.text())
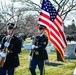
top-left (23, 42), bottom-right (32, 50)
top-left (56, 50), bottom-right (64, 61)
top-left (46, 47), bottom-right (51, 54)
top-left (64, 41), bottom-right (76, 59)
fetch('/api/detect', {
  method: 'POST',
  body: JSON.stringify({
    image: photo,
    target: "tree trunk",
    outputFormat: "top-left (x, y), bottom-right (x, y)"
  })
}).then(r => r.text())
top-left (56, 50), bottom-right (64, 62)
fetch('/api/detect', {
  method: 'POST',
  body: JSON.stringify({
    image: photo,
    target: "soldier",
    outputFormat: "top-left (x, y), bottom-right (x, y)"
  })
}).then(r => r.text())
top-left (0, 23), bottom-right (22, 75)
top-left (29, 25), bottom-right (48, 75)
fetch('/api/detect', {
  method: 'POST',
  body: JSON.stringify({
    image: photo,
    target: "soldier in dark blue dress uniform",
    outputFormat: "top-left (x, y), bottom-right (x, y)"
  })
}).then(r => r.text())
top-left (29, 25), bottom-right (48, 75)
top-left (0, 23), bottom-right (22, 75)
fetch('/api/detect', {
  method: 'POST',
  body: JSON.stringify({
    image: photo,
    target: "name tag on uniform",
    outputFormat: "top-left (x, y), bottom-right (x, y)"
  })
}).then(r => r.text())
top-left (35, 51), bottom-right (39, 55)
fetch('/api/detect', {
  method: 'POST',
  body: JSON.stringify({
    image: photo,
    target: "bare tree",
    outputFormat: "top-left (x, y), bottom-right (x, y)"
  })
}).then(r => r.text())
top-left (0, 0), bottom-right (76, 36)
top-left (11, 0), bottom-right (76, 20)
top-left (0, 0), bottom-right (76, 23)
top-left (53, 0), bottom-right (76, 21)
top-left (15, 14), bottom-right (37, 36)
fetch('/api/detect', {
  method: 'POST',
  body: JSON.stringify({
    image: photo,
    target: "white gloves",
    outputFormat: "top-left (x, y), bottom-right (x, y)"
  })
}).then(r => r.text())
top-left (31, 45), bottom-right (35, 49)
top-left (29, 56), bottom-right (32, 60)
top-left (0, 52), bottom-right (6, 57)
top-left (6, 35), bottom-right (11, 39)
top-left (45, 59), bottom-right (49, 63)
top-left (31, 45), bottom-right (38, 49)
top-left (35, 46), bottom-right (38, 48)
top-left (4, 42), bottom-right (10, 47)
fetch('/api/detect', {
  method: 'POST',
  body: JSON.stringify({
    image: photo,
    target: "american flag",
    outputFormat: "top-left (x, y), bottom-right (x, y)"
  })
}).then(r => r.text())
top-left (38, 0), bottom-right (67, 60)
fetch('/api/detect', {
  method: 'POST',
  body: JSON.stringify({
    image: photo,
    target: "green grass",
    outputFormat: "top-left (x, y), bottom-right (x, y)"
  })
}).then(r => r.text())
top-left (15, 48), bottom-right (76, 75)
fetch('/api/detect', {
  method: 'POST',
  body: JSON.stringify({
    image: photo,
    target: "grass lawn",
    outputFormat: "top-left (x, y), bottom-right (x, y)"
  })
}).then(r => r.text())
top-left (15, 48), bottom-right (76, 75)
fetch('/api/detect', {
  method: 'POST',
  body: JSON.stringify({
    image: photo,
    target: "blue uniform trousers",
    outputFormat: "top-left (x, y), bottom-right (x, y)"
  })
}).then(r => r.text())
top-left (30, 59), bottom-right (44, 75)
top-left (0, 67), bottom-right (14, 75)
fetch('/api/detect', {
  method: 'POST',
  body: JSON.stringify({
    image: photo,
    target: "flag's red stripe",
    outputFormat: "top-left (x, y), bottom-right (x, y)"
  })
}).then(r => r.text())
top-left (55, 15), bottom-right (62, 26)
top-left (50, 24), bottom-right (65, 49)
top-left (40, 12), bottom-right (50, 19)
top-left (46, 28), bottom-right (64, 57)
top-left (50, 31), bottom-right (64, 49)
top-left (39, 18), bottom-right (49, 25)
top-left (58, 14), bottom-right (63, 23)
top-left (39, 18), bottom-right (51, 27)
top-left (54, 18), bottom-right (67, 45)
top-left (47, 32), bottom-right (64, 57)
top-left (53, 20), bottom-right (67, 46)
top-left (50, 23), bottom-right (60, 37)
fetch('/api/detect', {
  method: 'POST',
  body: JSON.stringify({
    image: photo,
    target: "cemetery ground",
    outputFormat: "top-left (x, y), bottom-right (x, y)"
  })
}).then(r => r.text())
top-left (15, 48), bottom-right (76, 75)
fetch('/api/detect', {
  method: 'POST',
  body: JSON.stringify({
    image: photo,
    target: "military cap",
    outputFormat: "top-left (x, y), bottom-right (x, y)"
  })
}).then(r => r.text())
top-left (7, 23), bottom-right (15, 29)
top-left (39, 25), bottom-right (46, 30)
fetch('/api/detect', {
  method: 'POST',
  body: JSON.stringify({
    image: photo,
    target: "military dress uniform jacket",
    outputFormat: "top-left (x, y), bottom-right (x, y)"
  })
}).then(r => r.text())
top-left (30, 34), bottom-right (48, 60)
top-left (0, 35), bottom-right (22, 69)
